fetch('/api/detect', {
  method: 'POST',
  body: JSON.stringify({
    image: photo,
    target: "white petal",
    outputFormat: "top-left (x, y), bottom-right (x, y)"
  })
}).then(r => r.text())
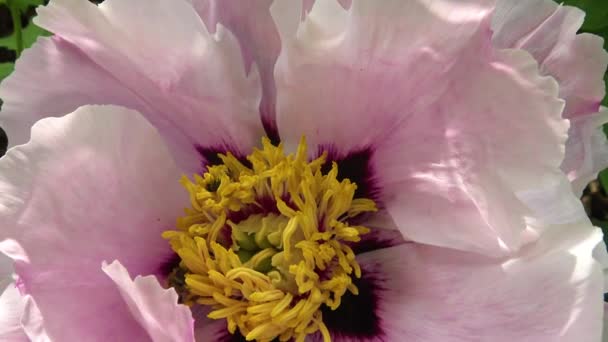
top-left (102, 260), bottom-right (194, 342)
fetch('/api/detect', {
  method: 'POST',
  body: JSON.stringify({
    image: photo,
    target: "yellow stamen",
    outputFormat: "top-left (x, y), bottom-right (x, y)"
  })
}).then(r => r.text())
top-left (164, 137), bottom-right (377, 342)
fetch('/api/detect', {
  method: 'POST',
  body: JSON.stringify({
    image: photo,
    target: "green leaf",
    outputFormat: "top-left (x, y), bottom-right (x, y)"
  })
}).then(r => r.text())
top-left (20, 20), bottom-right (49, 48)
top-left (562, 0), bottom-right (608, 31)
top-left (0, 62), bottom-right (13, 81)
top-left (0, 17), bottom-right (49, 52)
top-left (0, 0), bottom-right (49, 83)
top-left (591, 218), bottom-right (608, 230)
top-left (10, 0), bottom-right (44, 14)
top-left (591, 219), bottom-right (608, 245)
top-left (598, 169), bottom-right (608, 193)
top-left (591, 218), bottom-right (608, 246)
top-left (6, 0), bottom-right (23, 57)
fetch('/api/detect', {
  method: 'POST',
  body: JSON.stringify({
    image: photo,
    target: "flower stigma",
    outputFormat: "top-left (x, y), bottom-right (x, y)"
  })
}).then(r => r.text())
top-left (163, 137), bottom-right (377, 342)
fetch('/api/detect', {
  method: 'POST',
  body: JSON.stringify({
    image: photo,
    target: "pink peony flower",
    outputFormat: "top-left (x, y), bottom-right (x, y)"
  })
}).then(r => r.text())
top-left (0, 0), bottom-right (607, 341)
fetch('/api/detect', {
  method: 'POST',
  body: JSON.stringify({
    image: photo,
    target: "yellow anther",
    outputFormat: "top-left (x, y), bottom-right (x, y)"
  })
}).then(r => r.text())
top-left (163, 137), bottom-right (377, 342)
top-left (249, 290), bottom-right (285, 302)
top-left (246, 322), bottom-right (276, 341)
top-left (208, 305), bottom-right (247, 319)
top-left (273, 299), bottom-right (307, 325)
top-left (270, 293), bottom-right (294, 317)
top-left (247, 302), bottom-right (281, 314)
top-left (246, 248), bottom-right (276, 272)
top-left (317, 319), bottom-right (332, 342)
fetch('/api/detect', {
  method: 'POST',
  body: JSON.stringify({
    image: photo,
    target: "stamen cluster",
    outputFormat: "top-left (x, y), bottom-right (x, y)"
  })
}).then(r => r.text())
top-left (163, 138), bottom-right (377, 342)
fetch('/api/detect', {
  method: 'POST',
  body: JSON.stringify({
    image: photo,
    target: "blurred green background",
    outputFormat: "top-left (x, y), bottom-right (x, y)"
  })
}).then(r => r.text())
top-left (0, 0), bottom-right (608, 230)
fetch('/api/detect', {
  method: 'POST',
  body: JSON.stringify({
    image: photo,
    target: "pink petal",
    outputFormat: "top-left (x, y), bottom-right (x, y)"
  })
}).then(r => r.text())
top-left (272, 0), bottom-right (494, 151)
top-left (190, 0), bottom-right (281, 138)
top-left (102, 260), bottom-right (194, 342)
top-left (272, 0), bottom-right (568, 255)
top-left (0, 283), bottom-right (48, 341)
top-left (0, 284), bottom-right (27, 341)
top-left (0, 37), bottom-right (142, 149)
top-left (352, 211), bottom-right (408, 254)
top-left (492, 0), bottom-right (608, 118)
top-left (347, 222), bottom-right (604, 341)
top-left (562, 109), bottom-right (608, 196)
top-left (516, 175), bottom-right (588, 229)
top-left (189, 0), bottom-right (348, 140)
top-left (20, 296), bottom-right (47, 342)
top-left (0, 105), bottom-right (186, 341)
top-left (492, 1), bottom-right (608, 197)
top-left (1, 0), bottom-right (264, 172)
top-left (593, 240), bottom-right (608, 293)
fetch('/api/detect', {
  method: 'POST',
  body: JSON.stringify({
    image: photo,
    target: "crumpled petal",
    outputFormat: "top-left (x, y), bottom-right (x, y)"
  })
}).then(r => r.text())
top-left (102, 260), bottom-right (194, 342)
top-left (492, 0), bottom-right (608, 118)
top-left (350, 221), bottom-right (604, 341)
top-left (0, 282), bottom-right (46, 342)
top-left (1, 0), bottom-right (264, 172)
top-left (0, 284), bottom-right (27, 341)
top-left (0, 105), bottom-right (186, 341)
top-left (190, 0), bottom-right (281, 138)
top-left (0, 253), bottom-right (27, 341)
top-left (271, 0), bottom-right (568, 256)
top-left (272, 0), bottom-right (497, 152)
top-left (492, 0), bottom-right (608, 199)
top-left (0, 284), bottom-right (48, 342)
top-left (19, 296), bottom-right (47, 342)
top-left (562, 108), bottom-right (608, 196)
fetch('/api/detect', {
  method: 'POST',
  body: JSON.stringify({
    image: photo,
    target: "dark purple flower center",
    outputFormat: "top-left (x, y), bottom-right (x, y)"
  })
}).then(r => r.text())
top-left (319, 266), bottom-right (385, 341)
top-left (195, 144), bottom-right (251, 169)
top-left (319, 145), bottom-right (380, 202)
